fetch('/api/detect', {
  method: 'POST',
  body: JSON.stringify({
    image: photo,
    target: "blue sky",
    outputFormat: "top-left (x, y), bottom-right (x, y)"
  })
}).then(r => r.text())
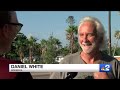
top-left (16, 11), bottom-right (120, 47)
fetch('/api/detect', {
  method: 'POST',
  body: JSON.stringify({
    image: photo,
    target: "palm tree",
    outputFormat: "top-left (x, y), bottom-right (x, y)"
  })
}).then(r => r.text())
top-left (66, 16), bottom-right (78, 54)
top-left (14, 32), bottom-right (28, 62)
top-left (40, 35), bottom-right (62, 64)
top-left (113, 30), bottom-right (120, 56)
top-left (40, 39), bottom-right (48, 63)
top-left (66, 16), bottom-right (75, 26)
top-left (34, 43), bottom-right (41, 62)
top-left (66, 26), bottom-right (78, 54)
top-left (49, 36), bottom-right (62, 51)
top-left (28, 36), bottom-right (38, 63)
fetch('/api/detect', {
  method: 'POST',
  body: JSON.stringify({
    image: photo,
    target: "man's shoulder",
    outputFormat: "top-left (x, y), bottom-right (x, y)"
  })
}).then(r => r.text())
top-left (0, 57), bottom-right (33, 79)
top-left (60, 52), bottom-right (80, 64)
top-left (101, 53), bottom-right (119, 64)
top-left (65, 52), bottom-right (80, 58)
top-left (0, 57), bottom-right (22, 64)
top-left (102, 54), bottom-right (120, 79)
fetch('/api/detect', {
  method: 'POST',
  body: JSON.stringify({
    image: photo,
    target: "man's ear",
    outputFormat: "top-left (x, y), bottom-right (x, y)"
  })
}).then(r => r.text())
top-left (1, 24), bottom-right (9, 39)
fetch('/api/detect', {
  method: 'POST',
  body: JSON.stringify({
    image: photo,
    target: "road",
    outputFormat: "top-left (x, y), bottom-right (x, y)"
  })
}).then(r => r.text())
top-left (30, 72), bottom-right (51, 79)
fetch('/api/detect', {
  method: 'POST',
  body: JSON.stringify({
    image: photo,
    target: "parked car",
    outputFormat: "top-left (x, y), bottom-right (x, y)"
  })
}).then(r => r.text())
top-left (55, 56), bottom-right (64, 63)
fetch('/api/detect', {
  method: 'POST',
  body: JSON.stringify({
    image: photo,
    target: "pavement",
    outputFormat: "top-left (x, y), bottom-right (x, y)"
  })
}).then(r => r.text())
top-left (30, 72), bottom-right (51, 79)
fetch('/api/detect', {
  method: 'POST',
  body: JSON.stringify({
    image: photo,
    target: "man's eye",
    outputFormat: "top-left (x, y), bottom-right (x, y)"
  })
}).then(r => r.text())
top-left (79, 34), bottom-right (83, 36)
top-left (88, 33), bottom-right (95, 37)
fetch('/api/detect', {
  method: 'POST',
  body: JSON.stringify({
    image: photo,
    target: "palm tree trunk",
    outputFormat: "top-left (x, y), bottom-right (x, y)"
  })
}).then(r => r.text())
top-left (29, 47), bottom-right (33, 64)
top-left (113, 39), bottom-right (119, 56)
top-left (70, 32), bottom-right (74, 54)
top-left (70, 40), bottom-right (72, 54)
top-left (71, 33), bottom-right (74, 54)
top-left (20, 52), bottom-right (24, 62)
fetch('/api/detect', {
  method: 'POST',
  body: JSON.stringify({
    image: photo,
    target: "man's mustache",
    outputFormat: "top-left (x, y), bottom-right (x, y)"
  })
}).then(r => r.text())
top-left (82, 42), bottom-right (92, 46)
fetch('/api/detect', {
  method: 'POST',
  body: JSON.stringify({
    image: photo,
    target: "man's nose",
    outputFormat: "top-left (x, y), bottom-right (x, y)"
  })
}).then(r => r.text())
top-left (83, 35), bottom-right (88, 42)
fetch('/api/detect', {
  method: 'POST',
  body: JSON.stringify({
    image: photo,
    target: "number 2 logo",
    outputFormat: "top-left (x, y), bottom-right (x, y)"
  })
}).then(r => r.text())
top-left (105, 65), bottom-right (110, 71)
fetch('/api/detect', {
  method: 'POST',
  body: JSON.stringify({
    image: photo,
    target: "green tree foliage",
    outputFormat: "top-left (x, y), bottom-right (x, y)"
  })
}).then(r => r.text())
top-left (4, 32), bottom-right (28, 61)
top-left (40, 35), bottom-right (62, 64)
top-left (28, 36), bottom-right (38, 63)
top-left (14, 33), bottom-right (28, 62)
top-left (114, 47), bottom-right (120, 56)
top-left (113, 30), bottom-right (120, 56)
top-left (59, 46), bottom-right (70, 56)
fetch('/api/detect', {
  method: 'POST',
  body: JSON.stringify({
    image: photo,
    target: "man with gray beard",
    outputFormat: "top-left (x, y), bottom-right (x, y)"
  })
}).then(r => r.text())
top-left (50, 16), bottom-right (120, 79)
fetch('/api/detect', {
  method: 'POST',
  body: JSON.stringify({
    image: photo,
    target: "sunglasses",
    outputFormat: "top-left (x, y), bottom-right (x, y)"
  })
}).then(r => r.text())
top-left (0, 22), bottom-right (23, 32)
top-left (7, 22), bottom-right (23, 32)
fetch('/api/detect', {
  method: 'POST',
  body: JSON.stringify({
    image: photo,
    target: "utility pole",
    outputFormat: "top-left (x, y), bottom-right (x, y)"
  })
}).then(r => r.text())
top-left (108, 11), bottom-right (112, 56)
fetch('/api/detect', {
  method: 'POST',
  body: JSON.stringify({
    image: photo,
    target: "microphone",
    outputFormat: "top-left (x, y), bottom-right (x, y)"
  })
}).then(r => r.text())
top-left (65, 72), bottom-right (78, 79)
top-left (85, 76), bottom-right (94, 79)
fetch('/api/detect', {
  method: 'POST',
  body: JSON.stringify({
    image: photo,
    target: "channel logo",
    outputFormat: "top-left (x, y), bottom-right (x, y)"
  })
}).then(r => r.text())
top-left (99, 64), bottom-right (111, 72)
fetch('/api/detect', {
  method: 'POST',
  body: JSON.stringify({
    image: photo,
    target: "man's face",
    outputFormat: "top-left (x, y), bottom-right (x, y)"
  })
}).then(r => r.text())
top-left (78, 21), bottom-right (99, 54)
top-left (9, 12), bottom-right (19, 39)
top-left (7, 12), bottom-right (20, 50)
top-left (0, 11), bottom-right (21, 53)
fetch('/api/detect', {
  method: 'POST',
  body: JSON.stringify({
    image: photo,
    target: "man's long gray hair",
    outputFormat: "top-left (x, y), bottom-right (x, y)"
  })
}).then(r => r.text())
top-left (78, 16), bottom-right (107, 51)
